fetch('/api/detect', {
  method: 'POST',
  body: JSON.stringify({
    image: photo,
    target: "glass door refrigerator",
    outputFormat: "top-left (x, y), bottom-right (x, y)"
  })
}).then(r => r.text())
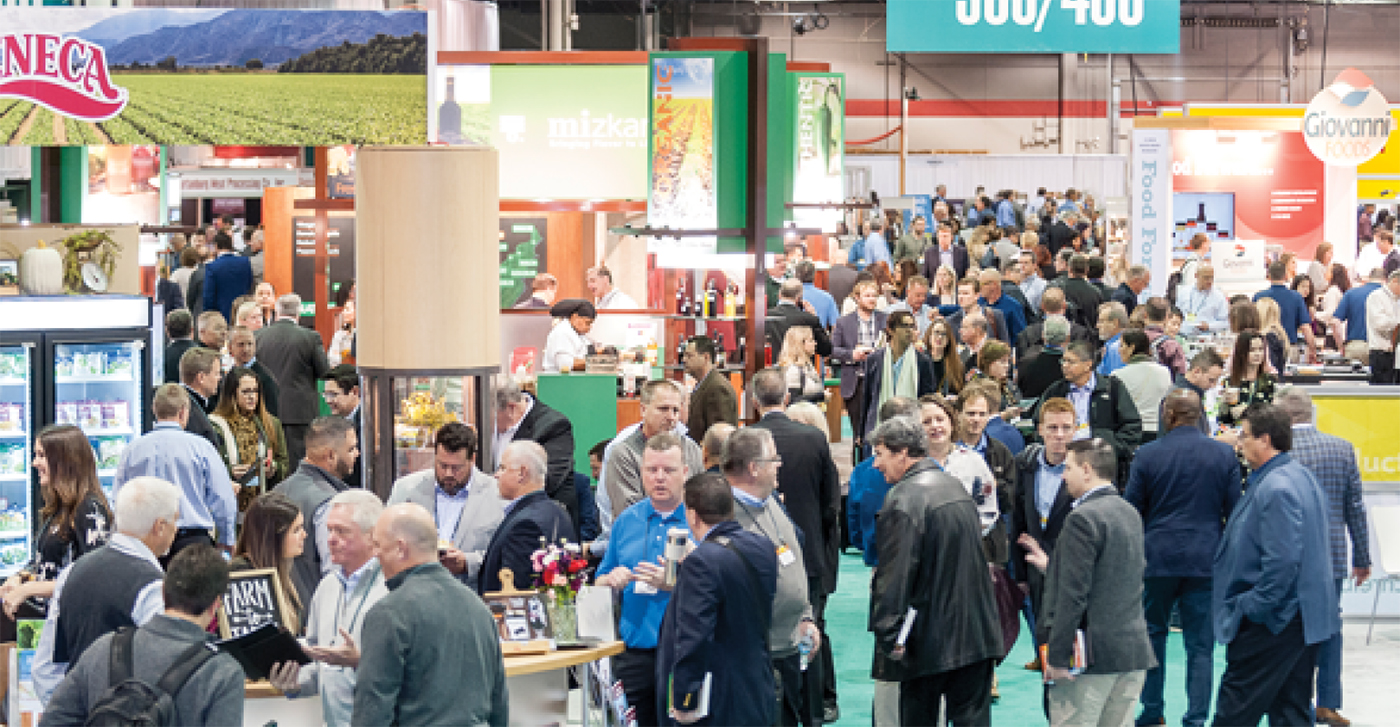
top-left (0, 297), bottom-right (153, 573)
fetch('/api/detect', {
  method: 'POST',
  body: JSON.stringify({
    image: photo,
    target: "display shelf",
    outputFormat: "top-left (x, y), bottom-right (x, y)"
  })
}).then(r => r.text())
top-left (0, 430), bottom-right (24, 439)
top-left (662, 315), bottom-right (746, 322)
top-left (0, 474), bottom-right (24, 483)
top-left (0, 530), bottom-right (26, 540)
top-left (97, 469), bottom-right (118, 479)
top-left (0, 377), bottom-right (25, 387)
top-left (75, 427), bottom-right (135, 437)
top-left (56, 374), bottom-right (135, 385)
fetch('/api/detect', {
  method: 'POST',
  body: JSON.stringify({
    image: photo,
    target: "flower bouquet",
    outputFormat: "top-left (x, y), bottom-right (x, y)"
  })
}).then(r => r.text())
top-left (530, 539), bottom-right (587, 642)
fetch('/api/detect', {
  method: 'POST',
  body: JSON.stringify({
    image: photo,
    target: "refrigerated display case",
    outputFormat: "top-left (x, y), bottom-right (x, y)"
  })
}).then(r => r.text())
top-left (0, 297), bottom-right (153, 572)
top-left (361, 370), bottom-right (494, 497)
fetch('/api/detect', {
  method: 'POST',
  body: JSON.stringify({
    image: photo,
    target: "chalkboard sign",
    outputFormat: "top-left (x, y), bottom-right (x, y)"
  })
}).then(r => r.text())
top-left (216, 569), bottom-right (293, 639)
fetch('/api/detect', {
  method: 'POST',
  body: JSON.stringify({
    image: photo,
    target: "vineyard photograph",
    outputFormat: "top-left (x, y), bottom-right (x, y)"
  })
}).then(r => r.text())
top-left (1, 8), bottom-right (429, 146)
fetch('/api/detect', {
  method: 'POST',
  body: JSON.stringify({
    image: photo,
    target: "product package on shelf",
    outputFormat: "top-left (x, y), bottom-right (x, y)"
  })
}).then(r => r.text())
top-left (0, 352), bottom-right (24, 378)
top-left (0, 403), bottom-right (22, 431)
top-left (95, 437), bottom-right (127, 470)
top-left (0, 444), bottom-right (24, 474)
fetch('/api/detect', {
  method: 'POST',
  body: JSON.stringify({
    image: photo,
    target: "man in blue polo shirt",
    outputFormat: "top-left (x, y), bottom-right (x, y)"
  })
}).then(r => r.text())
top-left (1254, 259), bottom-right (1317, 360)
top-left (595, 433), bottom-right (693, 726)
top-left (1331, 268), bottom-right (1384, 362)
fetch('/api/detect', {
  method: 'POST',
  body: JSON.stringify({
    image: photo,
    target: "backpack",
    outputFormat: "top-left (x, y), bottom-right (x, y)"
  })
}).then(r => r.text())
top-left (84, 628), bottom-right (217, 727)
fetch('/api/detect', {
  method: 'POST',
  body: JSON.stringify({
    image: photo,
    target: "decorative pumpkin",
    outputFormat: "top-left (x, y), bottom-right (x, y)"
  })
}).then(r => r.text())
top-left (20, 241), bottom-right (64, 296)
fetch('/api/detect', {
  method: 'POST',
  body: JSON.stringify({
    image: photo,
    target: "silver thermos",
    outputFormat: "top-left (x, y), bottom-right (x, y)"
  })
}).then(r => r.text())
top-left (663, 528), bottom-right (689, 586)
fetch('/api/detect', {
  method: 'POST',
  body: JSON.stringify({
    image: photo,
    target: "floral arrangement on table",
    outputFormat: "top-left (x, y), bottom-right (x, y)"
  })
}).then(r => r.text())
top-left (531, 539), bottom-right (588, 642)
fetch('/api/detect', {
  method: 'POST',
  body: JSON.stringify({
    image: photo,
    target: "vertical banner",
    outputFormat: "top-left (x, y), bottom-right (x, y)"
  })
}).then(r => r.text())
top-left (1131, 128), bottom-right (1171, 296)
top-left (647, 55), bottom-right (717, 267)
top-left (792, 74), bottom-right (844, 233)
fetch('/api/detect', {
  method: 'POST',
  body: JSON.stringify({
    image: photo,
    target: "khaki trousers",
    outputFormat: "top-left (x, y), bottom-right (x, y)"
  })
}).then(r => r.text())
top-left (1048, 670), bottom-right (1146, 727)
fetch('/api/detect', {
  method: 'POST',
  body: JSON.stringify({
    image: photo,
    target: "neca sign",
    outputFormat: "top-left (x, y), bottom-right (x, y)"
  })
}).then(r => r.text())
top-left (0, 34), bottom-right (128, 122)
top-left (1303, 68), bottom-right (1392, 167)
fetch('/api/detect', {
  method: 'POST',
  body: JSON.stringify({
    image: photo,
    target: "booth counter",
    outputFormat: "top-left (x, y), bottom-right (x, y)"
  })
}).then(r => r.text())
top-left (244, 640), bottom-right (625, 726)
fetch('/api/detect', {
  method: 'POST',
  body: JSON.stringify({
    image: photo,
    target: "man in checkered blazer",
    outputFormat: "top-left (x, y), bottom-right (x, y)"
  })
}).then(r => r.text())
top-left (1277, 387), bottom-right (1372, 727)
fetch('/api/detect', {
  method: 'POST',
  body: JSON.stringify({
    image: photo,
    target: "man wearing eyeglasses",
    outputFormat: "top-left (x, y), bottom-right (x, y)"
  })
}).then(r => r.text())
top-left (1032, 340), bottom-right (1143, 487)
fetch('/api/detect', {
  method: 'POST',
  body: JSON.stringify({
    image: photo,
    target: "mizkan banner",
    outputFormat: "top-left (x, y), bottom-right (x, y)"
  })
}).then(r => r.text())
top-left (0, 8), bottom-right (431, 146)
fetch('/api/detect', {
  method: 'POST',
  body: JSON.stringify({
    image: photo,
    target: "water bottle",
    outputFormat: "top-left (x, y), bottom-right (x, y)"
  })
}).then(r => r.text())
top-left (798, 631), bottom-right (815, 672)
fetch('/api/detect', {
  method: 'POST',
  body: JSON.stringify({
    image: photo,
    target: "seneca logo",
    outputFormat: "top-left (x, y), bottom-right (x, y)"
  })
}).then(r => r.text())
top-left (0, 34), bottom-right (129, 122)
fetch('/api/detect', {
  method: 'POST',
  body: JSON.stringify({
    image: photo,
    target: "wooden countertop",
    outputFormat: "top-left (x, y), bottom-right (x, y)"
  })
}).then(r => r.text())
top-left (245, 640), bottom-right (625, 698)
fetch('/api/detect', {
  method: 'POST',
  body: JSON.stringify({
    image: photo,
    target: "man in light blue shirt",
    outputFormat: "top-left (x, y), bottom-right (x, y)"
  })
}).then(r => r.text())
top-left (996, 191), bottom-right (1017, 229)
top-left (114, 383), bottom-right (236, 558)
top-left (796, 261), bottom-right (839, 329)
top-left (1096, 302), bottom-right (1128, 376)
top-left (1019, 251), bottom-right (1048, 312)
top-left (596, 433), bottom-right (693, 727)
top-left (1177, 265), bottom-right (1231, 335)
top-left (865, 219), bottom-right (893, 270)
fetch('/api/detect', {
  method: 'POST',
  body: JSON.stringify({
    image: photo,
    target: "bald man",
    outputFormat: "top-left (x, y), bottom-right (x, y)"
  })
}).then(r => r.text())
top-left (352, 504), bottom-right (508, 726)
top-left (1123, 390), bottom-right (1241, 727)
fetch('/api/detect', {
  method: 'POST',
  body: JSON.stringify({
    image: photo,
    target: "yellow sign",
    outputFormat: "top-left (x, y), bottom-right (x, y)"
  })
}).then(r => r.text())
top-left (1314, 395), bottom-right (1400, 483)
top-left (1183, 103), bottom-right (1400, 177)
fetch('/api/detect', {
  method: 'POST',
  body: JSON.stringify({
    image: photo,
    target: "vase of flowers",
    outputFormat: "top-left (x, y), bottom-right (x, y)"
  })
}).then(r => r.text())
top-left (530, 539), bottom-right (587, 643)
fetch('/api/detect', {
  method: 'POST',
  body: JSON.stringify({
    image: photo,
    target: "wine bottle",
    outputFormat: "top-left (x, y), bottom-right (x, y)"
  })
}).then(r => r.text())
top-left (1197, 203), bottom-right (1206, 223)
top-left (706, 282), bottom-right (718, 319)
top-left (676, 280), bottom-right (686, 315)
top-left (715, 333), bottom-right (726, 364)
top-left (439, 73), bottom-right (463, 144)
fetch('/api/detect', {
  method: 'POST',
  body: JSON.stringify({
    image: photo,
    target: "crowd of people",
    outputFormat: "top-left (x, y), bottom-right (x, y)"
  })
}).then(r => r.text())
top-left (14, 189), bottom-right (1388, 727)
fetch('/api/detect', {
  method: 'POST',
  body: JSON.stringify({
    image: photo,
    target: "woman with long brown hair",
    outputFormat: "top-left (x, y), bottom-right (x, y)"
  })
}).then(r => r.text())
top-left (232, 492), bottom-right (307, 634)
top-left (1219, 330), bottom-right (1277, 429)
top-left (923, 318), bottom-right (966, 396)
top-left (0, 426), bottom-right (111, 621)
top-left (210, 368), bottom-right (289, 509)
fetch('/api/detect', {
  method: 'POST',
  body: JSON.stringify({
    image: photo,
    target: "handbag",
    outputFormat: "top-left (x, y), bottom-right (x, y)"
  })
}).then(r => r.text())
top-left (990, 565), bottom-right (1021, 663)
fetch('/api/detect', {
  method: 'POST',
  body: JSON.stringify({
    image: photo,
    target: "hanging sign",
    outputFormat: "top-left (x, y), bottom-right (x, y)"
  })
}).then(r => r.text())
top-left (0, 34), bottom-right (128, 121)
top-left (1303, 69), bottom-right (1393, 167)
top-left (792, 74), bottom-right (844, 233)
top-left (888, 0), bottom-right (1180, 54)
top-left (647, 55), bottom-right (717, 264)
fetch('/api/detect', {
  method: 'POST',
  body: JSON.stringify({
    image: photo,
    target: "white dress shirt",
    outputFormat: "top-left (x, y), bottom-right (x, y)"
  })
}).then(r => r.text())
top-left (542, 321), bottom-right (592, 373)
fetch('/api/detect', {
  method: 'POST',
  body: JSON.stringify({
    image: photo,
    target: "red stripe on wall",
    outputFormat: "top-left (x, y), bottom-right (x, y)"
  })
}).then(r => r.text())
top-left (846, 99), bottom-right (1176, 119)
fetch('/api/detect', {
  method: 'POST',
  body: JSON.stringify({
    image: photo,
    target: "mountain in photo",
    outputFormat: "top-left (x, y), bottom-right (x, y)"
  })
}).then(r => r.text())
top-left (97, 10), bottom-right (427, 68)
top-left (76, 10), bottom-right (227, 46)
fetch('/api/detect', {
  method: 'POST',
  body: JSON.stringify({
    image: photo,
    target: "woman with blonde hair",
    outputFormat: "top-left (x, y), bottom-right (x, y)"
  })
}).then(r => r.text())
top-left (930, 265), bottom-right (958, 307)
top-left (235, 301), bottom-right (264, 332)
top-left (777, 325), bottom-right (826, 404)
top-left (1255, 297), bottom-right (1291, 371)
top-left (922, 318), bottom-right (966, 396)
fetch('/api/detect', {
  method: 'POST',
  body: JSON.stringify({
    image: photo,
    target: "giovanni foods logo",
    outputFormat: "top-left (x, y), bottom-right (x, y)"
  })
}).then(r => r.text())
top-left (1303, 68), bottom-right (1392, 167)
top-left (0, 34), bottom-right (128, 122)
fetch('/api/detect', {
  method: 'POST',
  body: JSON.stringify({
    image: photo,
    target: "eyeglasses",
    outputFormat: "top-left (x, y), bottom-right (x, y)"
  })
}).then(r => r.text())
top-left (755, 456), bottom-right (783, 465)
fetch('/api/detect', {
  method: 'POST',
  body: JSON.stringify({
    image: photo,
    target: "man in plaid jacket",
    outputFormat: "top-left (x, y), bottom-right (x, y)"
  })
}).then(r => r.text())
top-left (1277, 387), bottom-right (1372, 727)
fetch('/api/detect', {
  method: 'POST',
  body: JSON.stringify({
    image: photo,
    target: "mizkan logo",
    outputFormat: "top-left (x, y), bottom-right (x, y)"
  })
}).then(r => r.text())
top-left (0, 34), bottom-right (128, 122)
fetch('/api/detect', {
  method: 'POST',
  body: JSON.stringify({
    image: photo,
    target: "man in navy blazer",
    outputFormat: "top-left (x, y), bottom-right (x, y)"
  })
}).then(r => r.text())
top-left (920, 222), bottom-right (969, 282)
top-left (1124, 391), bottom-right (1240, 727)
top-left (1212, 404), bottom-right (1340, 727)
top-left (202, 232), bottom-right (253, 326)
top-left (478, 441), bottom-right (576, 594)
top-left (656, 472), bottom-right (777, 727)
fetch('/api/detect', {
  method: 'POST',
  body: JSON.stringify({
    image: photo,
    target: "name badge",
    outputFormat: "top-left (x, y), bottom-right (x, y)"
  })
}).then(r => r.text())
top-left (777, 545), bottom-right (796, 567)
top-left (634, 582), bottom-right (657, 595)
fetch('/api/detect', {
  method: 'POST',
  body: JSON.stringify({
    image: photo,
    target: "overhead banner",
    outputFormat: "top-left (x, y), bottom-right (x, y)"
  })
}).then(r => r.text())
top-left (792, 73), bottom-right (844, 233)
top-left (1131, 128), bottom-right (1171, 296)
top-left (647, 55), bottom-right (717, 266)
top-left (431, 64), bottom-right (648, 200)
top-left (0, 9), bottom-right (430, 146)
top-left (888, 0), bottom-right (1180, 54)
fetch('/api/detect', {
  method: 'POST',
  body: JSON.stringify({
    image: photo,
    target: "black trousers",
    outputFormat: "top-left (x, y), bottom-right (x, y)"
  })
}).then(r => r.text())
top-left (283, 423), bottom-right (309, 468)
top-left (773, 651), bottom-right (814, 727)
top-left (1370, 350), bottom-right (1396, 385)
top-left (899, 658), bottom-right (995, 727)
top-left (1212, 616), bottom-right (1319, 727)
top-left (843, 377), bottom-right (867, 451)
top-left (160, 529), bottom-right (215, 569)
top-left (801, 578), bottom-right (836, 719)
top-left (612, 647), bottom-right (659, 727)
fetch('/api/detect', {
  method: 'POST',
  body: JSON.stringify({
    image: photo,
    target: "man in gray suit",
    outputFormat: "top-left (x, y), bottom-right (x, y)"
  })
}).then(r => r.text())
top-left (256, 293), bottom-right (330, 465)
top-left (387, 422), bottom-right (504, 591)
top-left (1023, 437), bottom-right (1156, 727)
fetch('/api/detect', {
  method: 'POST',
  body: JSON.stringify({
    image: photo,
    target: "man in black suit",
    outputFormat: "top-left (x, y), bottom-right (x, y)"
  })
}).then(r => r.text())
top-left (1047, 211), bottom-right (1079, 257)
top-left (1010, 396), bottom-right (1078, 671)
top-left (920, 222), bottom-right (970, 283)
top-left (478, 441), bottom-right (576, 594)
top-left (1111, 264), bottom-right (1150, 317)
top-left (322, 365), bottom-right (361, 489)
top-left (256, 293), bottom-right (330, 465)
top-left (1018, 315), bottom-right (1071, 400)
top-left (657, 472), bottom-right (779, 727)
top-left (494, 377), bottom-right (577, 525)
top-left (177, 346), bottom-right (224, 453)
top-left (748, 368), bottom-right (841, 722)
top-left (765, 279), bottom-right (833, 357)
top-left (1062, 254), bottom-right (1105, 331)
top-left (1016, 287), bottom-right (1091, 361)
top-left (163, 309), bottom-right (196, 385)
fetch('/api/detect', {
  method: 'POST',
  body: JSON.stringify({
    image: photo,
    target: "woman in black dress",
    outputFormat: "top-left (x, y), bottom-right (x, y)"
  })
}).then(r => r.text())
top-left (0, 425), bottom-right (111, 626)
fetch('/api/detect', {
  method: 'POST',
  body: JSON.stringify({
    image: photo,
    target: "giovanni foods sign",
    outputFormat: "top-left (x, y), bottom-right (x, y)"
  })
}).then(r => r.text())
top-left (0, 34), bottom-right (128, 121)
top-left (1303, 69), bottom-right (1393, 167)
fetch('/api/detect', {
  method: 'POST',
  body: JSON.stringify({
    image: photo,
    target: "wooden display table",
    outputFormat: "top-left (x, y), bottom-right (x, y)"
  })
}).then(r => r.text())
top-left (243, 641), bottom-right (625, 726)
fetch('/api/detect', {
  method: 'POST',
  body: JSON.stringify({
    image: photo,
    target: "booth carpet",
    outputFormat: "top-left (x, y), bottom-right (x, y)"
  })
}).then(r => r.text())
top-left (825, 550), bottom-right (1229, 726)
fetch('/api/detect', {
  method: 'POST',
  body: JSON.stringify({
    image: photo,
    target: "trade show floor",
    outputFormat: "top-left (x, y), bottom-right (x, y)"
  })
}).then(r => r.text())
top-left (825, 552), bottom-right (1400, 726)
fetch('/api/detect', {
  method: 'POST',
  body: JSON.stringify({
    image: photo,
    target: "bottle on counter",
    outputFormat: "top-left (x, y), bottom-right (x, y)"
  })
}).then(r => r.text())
top-left (724, 285), bottom-right (737, 318)
top-left (676, 280), bottom-right (687, 316)
top-left (705, 281), bottom-right (718, 319)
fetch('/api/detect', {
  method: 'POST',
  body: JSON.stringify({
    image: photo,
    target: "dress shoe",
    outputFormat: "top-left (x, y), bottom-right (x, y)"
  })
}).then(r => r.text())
top-left (1024, 654), bottom-right (1042, 671)
top-left (1316, 707), bottom-right (1351, 726)
top-left (823, 705), bottom-right (840, 723)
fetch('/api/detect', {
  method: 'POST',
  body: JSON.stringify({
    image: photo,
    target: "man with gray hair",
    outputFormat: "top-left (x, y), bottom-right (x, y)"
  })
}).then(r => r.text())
top-left (271, 490), bottom-right (388, 726)
top-left (1112, 265), bottom-right (1151, 316)
top-left (1018, 314), bottom-right (1070, 399)
top-left (493, 376), bottom-right (578, 523)
top-left (1096, 301), bottom-right (1130, 376)
top-left (257, 292), bottom-right (330, 463)
top-left (868, 417), bottom-right (1002, 725)
top-left (722, 426), bottom-right (822, 727)
top-left (33, 477), bottom-right (182, 703)
top-left (479, 441), bottom-right (576, 594)
top-left (1276, 387), bottom-right (1371, 727)
top-left (355, 503), bottom-right (508, 726)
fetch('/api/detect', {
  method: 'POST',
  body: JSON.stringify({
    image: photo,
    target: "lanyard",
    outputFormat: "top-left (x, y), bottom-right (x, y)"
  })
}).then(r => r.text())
top-left (333, 563), bottom-right (381, 640)
top-left (433, 486), bottom-right (466, 543)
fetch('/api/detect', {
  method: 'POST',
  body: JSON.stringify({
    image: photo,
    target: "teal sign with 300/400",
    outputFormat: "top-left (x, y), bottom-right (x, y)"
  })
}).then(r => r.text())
top-left (887, 0), bottom-right (1180, 54)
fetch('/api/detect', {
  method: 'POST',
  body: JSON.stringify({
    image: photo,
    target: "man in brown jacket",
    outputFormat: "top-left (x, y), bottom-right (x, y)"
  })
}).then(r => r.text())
top-left (683, 335), bottom-right (737, 443)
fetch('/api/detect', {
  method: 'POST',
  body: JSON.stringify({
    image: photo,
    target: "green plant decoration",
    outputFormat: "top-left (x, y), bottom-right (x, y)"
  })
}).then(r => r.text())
top-left (59, 230), bottom-right (120, 294)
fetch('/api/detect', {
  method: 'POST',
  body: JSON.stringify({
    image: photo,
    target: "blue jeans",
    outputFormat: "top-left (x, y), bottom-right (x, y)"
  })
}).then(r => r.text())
top-left (1316, 578), bottom-right (1345, 709)
top-left (1139, 577), bottom-right (1214, 727)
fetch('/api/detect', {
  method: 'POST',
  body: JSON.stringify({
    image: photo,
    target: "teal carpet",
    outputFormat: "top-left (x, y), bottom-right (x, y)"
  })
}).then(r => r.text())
top-left (825, 551), bottom-right (1229, 726)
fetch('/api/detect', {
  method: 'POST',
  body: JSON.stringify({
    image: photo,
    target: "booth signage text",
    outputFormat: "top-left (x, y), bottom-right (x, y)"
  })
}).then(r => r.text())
top-left (0, 33), bottom-right (128, 121)
top-left (1304, 69), bottom-right (1392, 167)
top-left (888, 0), bottom-right (1180, 54)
